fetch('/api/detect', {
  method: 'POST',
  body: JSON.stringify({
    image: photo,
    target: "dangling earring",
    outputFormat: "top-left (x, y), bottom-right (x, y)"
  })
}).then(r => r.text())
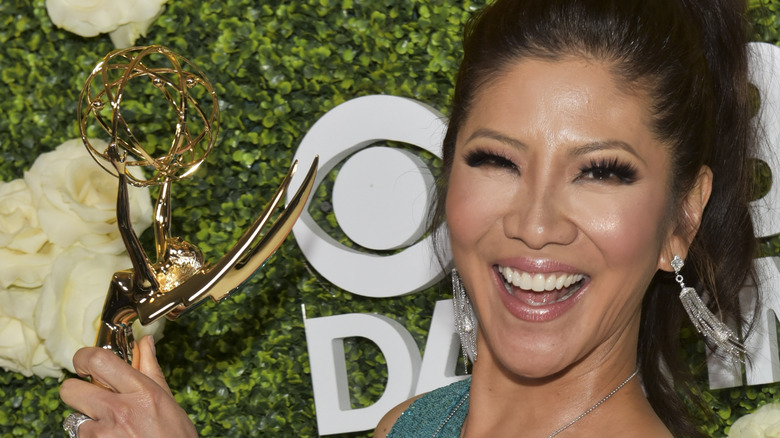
top-left (452, 269), bottom-right (478, 367)
top-left (672, 255), bottom-right (745, 362)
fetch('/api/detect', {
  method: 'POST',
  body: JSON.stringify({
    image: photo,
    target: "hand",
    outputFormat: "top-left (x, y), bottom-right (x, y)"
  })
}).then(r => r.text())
top-left (60, 336), bottom-right (197, 437)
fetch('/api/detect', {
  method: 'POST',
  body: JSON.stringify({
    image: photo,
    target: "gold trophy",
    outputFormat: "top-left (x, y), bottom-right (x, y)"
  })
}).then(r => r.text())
top-left (77, 45), bottom-right (317, 365)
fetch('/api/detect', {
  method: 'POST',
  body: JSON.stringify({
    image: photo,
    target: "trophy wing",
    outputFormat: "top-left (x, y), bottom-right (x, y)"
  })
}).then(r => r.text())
top-left (201, 155), bottom-right (319, 302)
top-left (135, 157), bottom-right (318, 324)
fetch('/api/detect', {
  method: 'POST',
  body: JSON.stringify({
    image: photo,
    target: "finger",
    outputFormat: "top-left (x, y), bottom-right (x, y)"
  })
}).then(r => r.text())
top-left (131, 340), bottom-right (142, 372)
top-left (60, 378), bottom-right (113, 419)
top-left (72, 347), bottom-right (145, 394)
top-left (137, 335), bottom-right (173, 397)
top-left (66, 413), bottom-right (99, 438)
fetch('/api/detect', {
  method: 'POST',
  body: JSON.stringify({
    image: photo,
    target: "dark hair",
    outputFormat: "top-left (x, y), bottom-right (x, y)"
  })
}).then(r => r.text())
top-left (430, 0), bottom-right (758, 436)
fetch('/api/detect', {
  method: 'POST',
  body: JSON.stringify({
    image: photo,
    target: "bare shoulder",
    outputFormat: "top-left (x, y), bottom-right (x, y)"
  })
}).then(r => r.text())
top-left (372, 393), bottom-right (425, 438)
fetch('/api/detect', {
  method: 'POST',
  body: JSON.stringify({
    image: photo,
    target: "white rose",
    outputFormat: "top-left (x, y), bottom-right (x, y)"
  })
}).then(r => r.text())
top-left (729, 403), bottom-right (780, 438)
top-left (45, 0), bottom-right (167, 48)
top-left (0, 287), bottom-right (60, 378)
top-left (0, 244), bottom-right (63, 290)
top-left (24, 139), bottom-right (153, 255)
top-left (108, 15), bottom-right (161, 49)
top-left (34, 246), bottom-right (164, 373)
top-left (0, 179), bottom-right (61, 289)
top-left (0, 179), bottom-right (46, 253)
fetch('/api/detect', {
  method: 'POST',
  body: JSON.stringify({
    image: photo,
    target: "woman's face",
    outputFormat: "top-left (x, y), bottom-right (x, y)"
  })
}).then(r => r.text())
top-left (446, 58), bottom-right (688, 378)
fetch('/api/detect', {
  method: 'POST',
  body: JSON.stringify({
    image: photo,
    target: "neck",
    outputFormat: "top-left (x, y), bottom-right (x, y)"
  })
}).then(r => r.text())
top-left (463, 355), bottom-right (649, 437)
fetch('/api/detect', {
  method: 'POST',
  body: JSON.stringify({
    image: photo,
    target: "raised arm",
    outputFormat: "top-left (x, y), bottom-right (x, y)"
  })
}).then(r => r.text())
top-left (107, 142), bottom-right (158, 294)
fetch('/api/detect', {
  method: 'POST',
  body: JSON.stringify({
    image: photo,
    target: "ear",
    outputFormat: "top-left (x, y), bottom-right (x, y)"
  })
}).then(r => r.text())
top-left (657, 166), bottom-right (713, 272)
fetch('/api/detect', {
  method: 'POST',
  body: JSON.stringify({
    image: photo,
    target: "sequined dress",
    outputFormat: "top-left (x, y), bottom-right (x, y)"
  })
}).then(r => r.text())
top-left (387, 378), bottom-right (470, 437)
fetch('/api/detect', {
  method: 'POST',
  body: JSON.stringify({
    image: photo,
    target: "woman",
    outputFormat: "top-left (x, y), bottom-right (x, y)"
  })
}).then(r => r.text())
top-left (61, 0), bottom-right (757, 437)
top-left (376, 0), bottom-right (757, 436)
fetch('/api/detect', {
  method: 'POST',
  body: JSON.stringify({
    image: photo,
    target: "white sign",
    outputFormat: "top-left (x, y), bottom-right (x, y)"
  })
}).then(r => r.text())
top-left (287, 95), bottom-right (449, 298)
top-left (287, 95), bottom-right (461, 435)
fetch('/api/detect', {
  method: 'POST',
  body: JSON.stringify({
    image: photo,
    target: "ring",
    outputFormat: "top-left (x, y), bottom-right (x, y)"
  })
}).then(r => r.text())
top-left (63, 412), bottom-right (93, 438)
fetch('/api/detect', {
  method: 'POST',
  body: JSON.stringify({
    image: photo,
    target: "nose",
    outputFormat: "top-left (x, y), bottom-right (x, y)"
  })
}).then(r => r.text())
top-left (502, 186), bottom-right (577, 249)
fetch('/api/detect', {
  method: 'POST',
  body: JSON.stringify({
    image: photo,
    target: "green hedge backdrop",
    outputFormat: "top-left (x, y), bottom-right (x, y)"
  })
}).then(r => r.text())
top-left (2, 0), bottom-right (780, 436)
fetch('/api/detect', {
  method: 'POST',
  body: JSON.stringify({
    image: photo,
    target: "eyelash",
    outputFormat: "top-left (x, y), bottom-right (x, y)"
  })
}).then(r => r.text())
top-left (464, 149), bottom-right (517, 170)
top-left (464, 149), bottom-right (637, 184)
top-left (579, 158), bottom-right (637, 184)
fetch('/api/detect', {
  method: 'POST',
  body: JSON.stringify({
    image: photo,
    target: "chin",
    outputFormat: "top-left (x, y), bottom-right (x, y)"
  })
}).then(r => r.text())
top-left (477, 332), bottom-right (586, 381)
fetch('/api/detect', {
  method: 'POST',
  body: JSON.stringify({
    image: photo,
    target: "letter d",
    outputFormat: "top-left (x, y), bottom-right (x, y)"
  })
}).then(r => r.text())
top-left (304, 313), bottom-right (421, 434)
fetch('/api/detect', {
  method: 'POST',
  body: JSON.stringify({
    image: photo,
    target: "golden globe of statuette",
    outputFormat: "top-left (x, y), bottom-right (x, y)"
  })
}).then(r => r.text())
top-left (78, 45), bottom-right (218, 187)
top-left (77, 45), bottom-right (318, 365)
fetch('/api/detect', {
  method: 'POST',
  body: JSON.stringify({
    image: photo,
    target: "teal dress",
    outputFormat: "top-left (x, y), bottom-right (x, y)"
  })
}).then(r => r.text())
top-left (387, 378), bottom-right (471, 437)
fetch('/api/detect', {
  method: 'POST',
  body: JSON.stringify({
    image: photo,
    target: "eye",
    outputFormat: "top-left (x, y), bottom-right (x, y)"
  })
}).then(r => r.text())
top-left (464, 149), bottom-right (518, 171)
top-left (578, 158), bottom-right (637, 184)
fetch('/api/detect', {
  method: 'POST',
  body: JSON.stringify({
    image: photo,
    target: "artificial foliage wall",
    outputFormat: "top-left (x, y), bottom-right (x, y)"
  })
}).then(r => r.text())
top-left (1, 0), bottom-right (780, 436)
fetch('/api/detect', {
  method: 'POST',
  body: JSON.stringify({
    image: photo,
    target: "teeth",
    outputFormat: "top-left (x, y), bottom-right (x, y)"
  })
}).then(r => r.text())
top-left (544, 275), bottom-right (556, 291)
top-left (531, 274), bottom-right (545, 292)
top-left (520, 272), bottom-right (532, 290)
top-left (506, 269), bottom-right (517, 286)
top-left (498, 266), bottom-right (584, 292)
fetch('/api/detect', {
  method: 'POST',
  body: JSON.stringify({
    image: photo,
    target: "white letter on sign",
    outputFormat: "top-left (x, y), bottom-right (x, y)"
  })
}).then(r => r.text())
top-left (304, 313), bottom-right (421, 435)
top-left (286, 95), bottom-right (450, 297)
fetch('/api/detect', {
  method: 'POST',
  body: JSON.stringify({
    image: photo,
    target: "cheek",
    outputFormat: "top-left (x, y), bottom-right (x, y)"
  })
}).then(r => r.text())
top-left (445, 167), bottom-right (509, 248)
top-left (575, 188), bottom-right (670, 264)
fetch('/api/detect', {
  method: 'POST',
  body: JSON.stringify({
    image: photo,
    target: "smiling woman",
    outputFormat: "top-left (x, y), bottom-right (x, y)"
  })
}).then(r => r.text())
top-left (376, 0), bottom-right (758, 437)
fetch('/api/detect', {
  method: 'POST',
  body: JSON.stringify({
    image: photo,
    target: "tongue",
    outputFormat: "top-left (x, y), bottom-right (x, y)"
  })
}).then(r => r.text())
top-left (508, 283), bottom-right (577, 306)
top-left (514, 288), bottom-right (563, 306)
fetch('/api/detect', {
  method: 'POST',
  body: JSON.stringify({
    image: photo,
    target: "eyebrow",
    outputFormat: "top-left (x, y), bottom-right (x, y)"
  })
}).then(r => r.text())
top-left (570, 140), bottom-right (646, 165)
top-left (465, 128), bottom-right (527, 151)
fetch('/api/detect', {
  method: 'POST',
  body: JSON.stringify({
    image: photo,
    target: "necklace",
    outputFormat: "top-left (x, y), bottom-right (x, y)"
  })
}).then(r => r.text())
top-left (546, 368), bottom-right (639, 437)
top-left (433, 368), bottom-right (639, 438)
top-left (432, 389), bottom-right (470, 437)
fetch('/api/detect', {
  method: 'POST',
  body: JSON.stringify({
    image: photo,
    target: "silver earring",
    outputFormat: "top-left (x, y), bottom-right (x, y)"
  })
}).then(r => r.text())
top-left (452, 269), bottom-right (478, 366)
top-left (672, 255), bottom-right (745, 362)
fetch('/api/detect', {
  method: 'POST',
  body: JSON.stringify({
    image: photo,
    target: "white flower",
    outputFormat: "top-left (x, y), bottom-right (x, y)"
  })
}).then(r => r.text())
top-left (0, 179), bottom-right (61, 289)
top-left (0, 179), bottom-right (46, 253)
top-left (34, 246), bottom-right (164, 373)
top-left (45, 0), bottom-right (167, 48)
top-left (0, 287), bottom-right (59, 378)
top-left (0, 244), bottom-right (62, 290)
top-left (108, 15), bottom-right (161, 49)
top-left (729, 403), bottom-right (780, 438)
top-left (24, 139), bottom-right (153, 255)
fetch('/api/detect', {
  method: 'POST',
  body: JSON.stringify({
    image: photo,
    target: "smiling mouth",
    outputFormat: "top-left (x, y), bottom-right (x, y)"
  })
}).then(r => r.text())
top-left (497, 265), bottom-right (587, 307)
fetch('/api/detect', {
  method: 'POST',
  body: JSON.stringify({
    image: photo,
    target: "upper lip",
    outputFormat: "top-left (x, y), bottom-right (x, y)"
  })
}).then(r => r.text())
top-left (494, 257), bottom-right (583, 274)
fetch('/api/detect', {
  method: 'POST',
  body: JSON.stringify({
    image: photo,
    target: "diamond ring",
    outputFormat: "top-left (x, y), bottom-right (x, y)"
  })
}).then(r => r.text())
top-left (63, 412), bottom-right (93, 438)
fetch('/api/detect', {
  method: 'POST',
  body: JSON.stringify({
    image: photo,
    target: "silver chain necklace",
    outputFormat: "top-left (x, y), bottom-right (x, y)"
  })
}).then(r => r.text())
top-left (433, 368), bottom-right (639, 438)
